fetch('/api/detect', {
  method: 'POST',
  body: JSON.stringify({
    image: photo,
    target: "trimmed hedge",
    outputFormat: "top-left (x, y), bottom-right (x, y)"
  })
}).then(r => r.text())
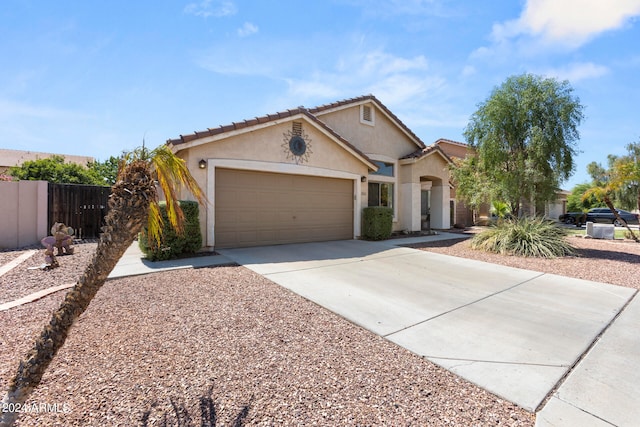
top-left (362, 206), bottom-right (393, 240)
top-left (139, 200), bottom-right (202, 261)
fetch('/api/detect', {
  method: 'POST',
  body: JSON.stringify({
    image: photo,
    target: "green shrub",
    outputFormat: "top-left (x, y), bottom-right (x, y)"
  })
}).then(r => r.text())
top-left (362, 207), bottom-right (393, 240)
top-left (139, 200), bottom-right (202, 261)
top-left (471, 216), bottom-right (575, 258)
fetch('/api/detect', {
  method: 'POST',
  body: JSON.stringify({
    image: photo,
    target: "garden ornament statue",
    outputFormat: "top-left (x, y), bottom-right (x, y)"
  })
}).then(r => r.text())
top-left (40, 223), bottom-right (75, 269)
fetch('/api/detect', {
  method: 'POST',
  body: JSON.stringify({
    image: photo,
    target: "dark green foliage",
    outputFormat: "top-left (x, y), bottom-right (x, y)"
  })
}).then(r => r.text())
top-left (139, 200), bottom-right (202, 261)
top-left (87, 156), bottom-right (121, 185)
top-left (8, 155), bottom-right (103, 184)
top-left (463, 73), bottom-right (584, 217)
top-left (567, 182), bottom-right (604, 212)
top-left (471, 217), bottom-right (575, 258)
top-left (362, 207), bottom-right (393, 240)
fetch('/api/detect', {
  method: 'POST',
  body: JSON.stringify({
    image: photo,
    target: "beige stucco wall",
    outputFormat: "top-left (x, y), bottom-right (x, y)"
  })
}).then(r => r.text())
top-left (173, 118), bottom-right (370, 248)
top-left (0, 180), bottom-right (49, 249)
top-left (400, 153), bottom-right (449, 184)
top-left (398, 153), bottom-right (451, 230)
top-left (316, 104), bottom-right (420, 160)
top-left (176, 119), bottom-right (368, 177)
top-left (315, 103), bottom-right (428, 232)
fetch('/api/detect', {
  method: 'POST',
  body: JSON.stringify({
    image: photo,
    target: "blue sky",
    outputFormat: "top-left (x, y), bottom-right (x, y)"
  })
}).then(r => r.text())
top-left (2, 0), bottom-right (640, 190)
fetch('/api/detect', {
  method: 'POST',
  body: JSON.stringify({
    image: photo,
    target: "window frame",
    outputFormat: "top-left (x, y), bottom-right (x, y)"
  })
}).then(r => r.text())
top-left (370, 160), bottom-right (394, 177)
top-left (368, 181), bottom-right (394, 210)
top-left (367, 156), bottom-right (397, 221)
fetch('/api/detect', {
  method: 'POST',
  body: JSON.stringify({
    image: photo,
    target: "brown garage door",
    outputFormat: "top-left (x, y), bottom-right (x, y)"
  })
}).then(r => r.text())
top-left (215, 169), bottom-right (354, 248)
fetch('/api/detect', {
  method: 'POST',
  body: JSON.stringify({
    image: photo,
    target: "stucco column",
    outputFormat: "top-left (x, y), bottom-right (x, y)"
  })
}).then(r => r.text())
top-left (401, 183), bottom-right (421, 232)
top-left (430, 184), bottom-right (450, 229)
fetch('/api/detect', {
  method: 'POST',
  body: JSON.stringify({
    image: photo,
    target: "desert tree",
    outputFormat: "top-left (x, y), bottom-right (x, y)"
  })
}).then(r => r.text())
top-left (462, 73), bottom-right (584, 216)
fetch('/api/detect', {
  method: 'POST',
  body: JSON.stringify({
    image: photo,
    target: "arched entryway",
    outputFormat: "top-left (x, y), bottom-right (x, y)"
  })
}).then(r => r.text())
top-left (420, 176), bottom-right (447, 229)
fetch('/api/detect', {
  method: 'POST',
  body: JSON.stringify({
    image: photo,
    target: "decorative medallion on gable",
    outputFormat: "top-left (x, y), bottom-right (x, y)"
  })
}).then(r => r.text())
top-left (282, 121), bottom-right (312, 164)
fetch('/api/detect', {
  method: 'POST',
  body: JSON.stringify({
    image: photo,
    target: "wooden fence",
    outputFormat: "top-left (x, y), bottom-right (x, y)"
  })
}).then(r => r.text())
top-left (48, 183), bottom-right (111, 239)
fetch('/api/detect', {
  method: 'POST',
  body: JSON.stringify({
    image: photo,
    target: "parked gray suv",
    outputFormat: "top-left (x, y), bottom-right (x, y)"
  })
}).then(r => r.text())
top-left (585, 208), bottom-right (639, 226)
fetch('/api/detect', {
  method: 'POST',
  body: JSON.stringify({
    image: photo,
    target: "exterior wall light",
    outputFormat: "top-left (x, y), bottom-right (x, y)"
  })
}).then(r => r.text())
top-left (361, 176), bottom-right (367, 182)
top-left (198, 159), bottom-right (207, 169)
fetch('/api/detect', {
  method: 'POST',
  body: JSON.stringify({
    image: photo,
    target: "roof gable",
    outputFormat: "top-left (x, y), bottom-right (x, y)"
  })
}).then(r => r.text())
top-left (309, 95), bottom-right (426, 150)
top-left (167, 108), bottom-right (378, 171)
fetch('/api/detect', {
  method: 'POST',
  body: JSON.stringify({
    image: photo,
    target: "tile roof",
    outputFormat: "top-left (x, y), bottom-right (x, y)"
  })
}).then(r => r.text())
top-left (167, 107), bottom-right (309, 145)
top-left (167, 106), bottom-right (378, 169)
top-left (167, 94), bottom-right (426, 150)
top-left (400, 143), bottom-right (454, 164)
top-left (434, 138), bottom-right (467, 147)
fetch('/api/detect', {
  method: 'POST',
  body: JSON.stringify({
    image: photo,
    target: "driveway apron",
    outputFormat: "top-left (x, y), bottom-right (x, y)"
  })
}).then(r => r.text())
top-left (218, 238), bottom-right (635, 415)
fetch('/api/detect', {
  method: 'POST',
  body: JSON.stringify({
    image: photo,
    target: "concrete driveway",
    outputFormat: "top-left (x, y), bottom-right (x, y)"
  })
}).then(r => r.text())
top-left (218, 235), bottom-right (639, 424)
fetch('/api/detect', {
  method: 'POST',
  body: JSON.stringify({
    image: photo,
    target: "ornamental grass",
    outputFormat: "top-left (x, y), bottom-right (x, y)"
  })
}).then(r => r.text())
top-left (471, 216), bottom-right (575, 258)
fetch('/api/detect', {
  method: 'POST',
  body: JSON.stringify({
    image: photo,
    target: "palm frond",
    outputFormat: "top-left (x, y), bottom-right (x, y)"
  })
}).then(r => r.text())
top-left (118, 145), bottom-right (208, 247)
top-left (146, 202), bottom-right (164, 248)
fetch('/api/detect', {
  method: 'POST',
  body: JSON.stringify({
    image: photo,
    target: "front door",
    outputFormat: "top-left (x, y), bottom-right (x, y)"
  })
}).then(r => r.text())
top-left (421, 190), bottom-right (430, 230)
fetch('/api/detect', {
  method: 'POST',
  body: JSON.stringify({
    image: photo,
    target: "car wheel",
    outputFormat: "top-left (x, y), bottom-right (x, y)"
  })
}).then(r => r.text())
top-left (613, 219), bottom-right (624, 227)
top-left (564, 217), bottom-right (575, 225)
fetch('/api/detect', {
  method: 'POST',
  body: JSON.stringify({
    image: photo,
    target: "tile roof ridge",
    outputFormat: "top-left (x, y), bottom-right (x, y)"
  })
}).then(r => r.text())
top-left (435, 137), bottom-right (467, 146)
top-left (167, 94), bottom-right (425, 150)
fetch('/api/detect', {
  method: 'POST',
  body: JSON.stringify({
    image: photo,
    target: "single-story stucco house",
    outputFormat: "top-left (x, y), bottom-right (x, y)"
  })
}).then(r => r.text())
top-left (167, 95), bottom-right (456, 250)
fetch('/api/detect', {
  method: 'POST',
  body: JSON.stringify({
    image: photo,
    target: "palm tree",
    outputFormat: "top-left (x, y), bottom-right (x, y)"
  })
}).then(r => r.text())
top-left (1, 145), bottom-right (206, 427)
top-left (491, 200), bottom-right (511, 223)
top-left (583, 187), bottom-right (639, 243)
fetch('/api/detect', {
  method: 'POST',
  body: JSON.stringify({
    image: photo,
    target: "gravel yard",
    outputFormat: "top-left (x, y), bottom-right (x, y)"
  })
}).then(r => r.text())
top-left (405, 234), bottom-right (640, 289)
top-left (1, 243), bottom-right (98, 304)
top-left (2, 234), bottom-right (638, 426)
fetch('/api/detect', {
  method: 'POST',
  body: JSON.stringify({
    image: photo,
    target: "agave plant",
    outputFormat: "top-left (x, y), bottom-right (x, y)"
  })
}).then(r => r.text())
top-left (1, 145), bottom-right (206, 427)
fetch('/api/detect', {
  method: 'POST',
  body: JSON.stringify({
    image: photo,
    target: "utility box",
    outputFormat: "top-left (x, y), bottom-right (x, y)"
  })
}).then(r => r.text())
top-left (586, 222), bottom-right (615, 239)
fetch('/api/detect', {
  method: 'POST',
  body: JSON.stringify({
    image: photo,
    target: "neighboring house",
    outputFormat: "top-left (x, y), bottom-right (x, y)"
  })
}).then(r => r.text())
top-left (167, 95), bottom-right (454, 249)
top-left (0, 148), bottom-right (94, 174)
top-left (534, 190), bottom-right (569, 220)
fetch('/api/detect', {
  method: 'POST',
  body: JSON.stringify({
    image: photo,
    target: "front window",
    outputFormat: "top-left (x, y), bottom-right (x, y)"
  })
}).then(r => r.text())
top-left (371, 161), bottom-right (394, 177)
top-left (368, 182), bottom-right (394, 209)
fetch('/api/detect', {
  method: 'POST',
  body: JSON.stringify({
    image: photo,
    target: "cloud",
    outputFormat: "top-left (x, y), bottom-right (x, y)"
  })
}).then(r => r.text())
top-left (194, 39), bottom-right (294, 77)
top-left (493, 0), bottom-right (640, 48)
top-left (541, 62), bottom-right (609, 83)
top-left (237, 22), bottom-right (258, 37)
top-left (0, 99), bottom-right (91, 120)
top-left (184, 0), bottom-right (237, 18)
top-left (275, 49), bottom-right (450, 121)
top-left (194, 34), bottom-right (458, 133)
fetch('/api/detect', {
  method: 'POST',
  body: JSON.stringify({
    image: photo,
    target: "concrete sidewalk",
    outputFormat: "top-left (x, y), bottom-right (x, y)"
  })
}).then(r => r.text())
top-left (536, 293), bottom-right (640, 426)
top-left (218, 235), bottom-right (639, 425)
top-left (108, 242), bottom-right (235, 279)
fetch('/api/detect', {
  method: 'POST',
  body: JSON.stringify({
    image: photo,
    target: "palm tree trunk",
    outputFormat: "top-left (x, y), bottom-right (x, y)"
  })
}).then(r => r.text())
top-left (1, 162), bottom-right (155, 427)
top-left (603, 196), bottom-right (639, 243)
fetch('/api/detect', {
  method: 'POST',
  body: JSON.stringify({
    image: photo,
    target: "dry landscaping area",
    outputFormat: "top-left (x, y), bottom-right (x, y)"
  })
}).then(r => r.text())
top-left (1, 233), bottom-right (638, 426)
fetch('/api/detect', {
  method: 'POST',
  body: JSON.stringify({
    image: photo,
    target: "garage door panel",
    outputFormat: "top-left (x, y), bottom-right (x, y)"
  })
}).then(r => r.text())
top-left (215, 169), bottom-right (353, 248)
